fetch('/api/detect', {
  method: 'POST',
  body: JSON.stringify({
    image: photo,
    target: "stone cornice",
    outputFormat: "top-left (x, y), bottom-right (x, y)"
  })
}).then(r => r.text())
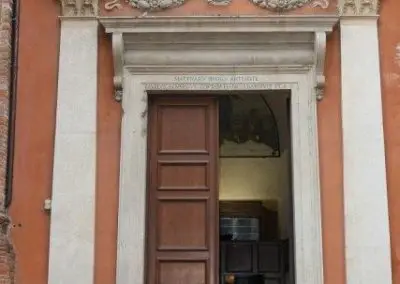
top-left (59, 0), bottom-right (98, 17)
top-left (338, 0), bottom-right (379, 16)
top-left (100, 16), bottom-right (339, 33)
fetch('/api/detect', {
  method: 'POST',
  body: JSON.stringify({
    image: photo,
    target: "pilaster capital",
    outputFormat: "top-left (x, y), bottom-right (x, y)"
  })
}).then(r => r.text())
top-left (59, 0), bottom-right (98, 17)
top-left (338, 0), bottom-right (379, 16)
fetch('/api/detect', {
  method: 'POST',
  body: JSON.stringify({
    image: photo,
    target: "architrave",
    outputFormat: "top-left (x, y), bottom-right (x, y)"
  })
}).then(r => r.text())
top-left (100, 16), bottom-right (337, 102)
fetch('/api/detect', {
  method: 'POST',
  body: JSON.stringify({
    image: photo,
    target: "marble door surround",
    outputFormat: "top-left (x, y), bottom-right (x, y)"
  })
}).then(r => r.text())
top-left (101, 15), bottom-right (336, 284)
top-left (48, 0), bottom-right (392, 283)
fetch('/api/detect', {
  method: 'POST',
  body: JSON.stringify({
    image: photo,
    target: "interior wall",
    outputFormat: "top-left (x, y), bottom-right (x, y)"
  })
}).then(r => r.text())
top-left (219, 152), bottom-right (290, 238)
top-left (219, 93), bottom-right (291, 238)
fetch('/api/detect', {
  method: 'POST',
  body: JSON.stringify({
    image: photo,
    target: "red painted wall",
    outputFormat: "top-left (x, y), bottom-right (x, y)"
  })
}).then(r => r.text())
top-left (8, 0), bottom-right (60, 283)
top-left (379, 0), bottom-right (400, 282)
top-left (94, 28), bottom-right (121, 284)
top-left (6, 1), bottom-right (356, 283)
top-left (318, 27), bottom-right (346, 284)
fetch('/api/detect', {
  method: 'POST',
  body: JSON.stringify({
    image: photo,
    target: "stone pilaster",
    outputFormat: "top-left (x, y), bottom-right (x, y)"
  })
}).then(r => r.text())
top-left (48, 3), bottom-right (98, 284)
top-left (338, 1), bottom-right (393, 284)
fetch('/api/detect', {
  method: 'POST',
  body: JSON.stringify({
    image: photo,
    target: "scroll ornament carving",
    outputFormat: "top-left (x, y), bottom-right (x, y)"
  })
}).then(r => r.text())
top-left (208, 0), bottom-right (232, 6)
top-left (128, 0), bottom-right (185, 10)
top-left (314, 32), bottom-right (326, 101)
top-left (125, 0), bottom-right (329, 10)
top-left (112, 33), bottom-right (124, 102)
top-left (105, 0), bottom-right (123, 10)
top-left (338, 0), bottom-right (379, 16)
top-left (251, 0), bottom-right (312, 11)
top-left (59, 0), bottom-right (98, 16)
top-left (311, 0), bottom-right (329, 8)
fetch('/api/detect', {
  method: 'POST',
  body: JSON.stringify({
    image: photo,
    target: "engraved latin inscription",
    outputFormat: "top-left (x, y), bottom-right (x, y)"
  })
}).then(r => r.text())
top-left (144, 82), bottom-right (298, 91)
top-left (144, 76), bottom-right (298, 91)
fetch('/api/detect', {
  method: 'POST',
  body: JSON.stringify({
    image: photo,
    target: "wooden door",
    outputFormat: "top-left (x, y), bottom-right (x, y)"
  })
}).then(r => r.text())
top-left (147, 96), bottom-right (219, 284)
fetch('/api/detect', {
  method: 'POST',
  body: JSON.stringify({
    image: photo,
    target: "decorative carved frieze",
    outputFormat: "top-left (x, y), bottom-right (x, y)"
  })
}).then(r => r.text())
top-left (251, 0), bottom-right (312, 11)
top-left (59, 0), bottom-right (98, 17)
top-left (119, 0), bottom-right (330, 11)
top-left (105, 0), bottom-right (123, 10)
top-left (250, 0), bottom-right (330, 11)
top-left (311, 0), bottom-right (329, 8)
top-left (128, 0), bottom-right (186, 11)
top-left (208, 0), bottom-right (232, 6)
top-left (338, 0), bottom-right (379, 16)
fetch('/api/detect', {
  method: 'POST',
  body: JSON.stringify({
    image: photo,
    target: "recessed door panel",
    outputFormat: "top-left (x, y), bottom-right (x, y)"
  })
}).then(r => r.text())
top-left (148, 97), bottom-right (218, 284)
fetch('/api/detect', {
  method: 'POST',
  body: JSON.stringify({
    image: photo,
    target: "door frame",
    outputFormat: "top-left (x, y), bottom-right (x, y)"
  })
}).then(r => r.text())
top-left (100, 16), bottom-right (338, 284)
top-left (119, 72), bottom-right (322, 284)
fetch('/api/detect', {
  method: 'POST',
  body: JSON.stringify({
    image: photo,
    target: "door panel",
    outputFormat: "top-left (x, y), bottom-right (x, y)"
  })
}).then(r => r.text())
top-left (158, 261), bottom-right (207, 284)
top-left (158, 105), bottom-right (209, 153)
top-left (157, 161), bottom-right (209, 190)
top-left (157, 200), bottom-right (207, 250)
top-left (148, 97), bottom-right (218, 284)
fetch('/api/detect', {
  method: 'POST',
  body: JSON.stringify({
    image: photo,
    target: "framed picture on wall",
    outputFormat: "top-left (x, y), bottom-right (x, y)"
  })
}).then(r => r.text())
top-left (219, 94), bottom-right (280, 158)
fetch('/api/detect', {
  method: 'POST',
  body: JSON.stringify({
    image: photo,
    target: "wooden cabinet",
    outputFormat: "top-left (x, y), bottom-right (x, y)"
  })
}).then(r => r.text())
top-left (220, 241), bottom-right (286, 284)
top-left (219, 201), bottom-right (279, 241)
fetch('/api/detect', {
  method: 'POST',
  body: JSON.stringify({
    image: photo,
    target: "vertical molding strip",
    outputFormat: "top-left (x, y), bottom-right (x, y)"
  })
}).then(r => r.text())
top-left (116, 75), bottom-right (148, 284)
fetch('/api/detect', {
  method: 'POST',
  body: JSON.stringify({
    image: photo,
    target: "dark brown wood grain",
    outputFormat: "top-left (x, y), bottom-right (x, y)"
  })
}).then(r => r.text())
top-left (147, 96), bottom-right (219, 284)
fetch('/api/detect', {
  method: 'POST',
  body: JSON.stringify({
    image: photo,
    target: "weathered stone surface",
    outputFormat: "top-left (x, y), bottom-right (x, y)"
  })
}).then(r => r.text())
top-left (0, 0), bottom-right (15, 283)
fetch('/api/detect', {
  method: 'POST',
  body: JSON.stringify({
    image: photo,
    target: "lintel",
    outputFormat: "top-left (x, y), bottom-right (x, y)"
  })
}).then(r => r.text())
top-left (99, 15), bottom-right (338, 101)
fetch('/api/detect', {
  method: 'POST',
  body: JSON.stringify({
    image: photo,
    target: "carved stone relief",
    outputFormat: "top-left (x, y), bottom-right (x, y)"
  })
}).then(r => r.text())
top-left (311, 0), bottom-right (329, 8)
top-left (208, 0), bottom-right (232, 6)
top-left (128, 0), bottom-right (186, 11)
top-left (59, 0), bottom-right (98, 16)
top-left (105, 0), bottom-right (123, 10)
top-left (251, 0), bottom-right (332, 11)
top-left (338, 0), bottom-right (379, 16)
top-left (314, 32), bottom-right (326, 100)
top-left (112, 33), bottom-right (124, 102)
top-left (103, 0), bottom-right (330, 11)
top-left (251, 0), bottom-right (313, 11)
top-left (101, 0), bottom-right (382, 18)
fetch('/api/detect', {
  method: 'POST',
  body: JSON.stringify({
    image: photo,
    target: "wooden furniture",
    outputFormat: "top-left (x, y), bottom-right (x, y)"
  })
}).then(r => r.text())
top-left (219, 201), bottom-right (286, 284)
top-left (220, 201), bottom-right (279, 240)
top-left (220, 241), bottom-right (286, 284)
